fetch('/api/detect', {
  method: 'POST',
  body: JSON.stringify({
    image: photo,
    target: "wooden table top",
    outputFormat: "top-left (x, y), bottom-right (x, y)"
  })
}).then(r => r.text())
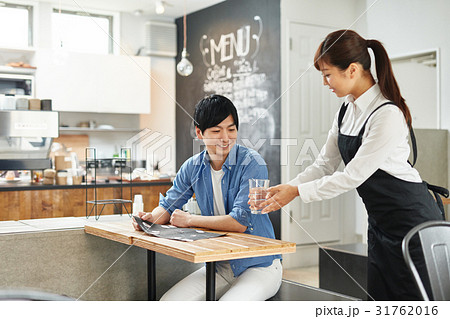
top-left (85, 220), bottom-right (296, 263)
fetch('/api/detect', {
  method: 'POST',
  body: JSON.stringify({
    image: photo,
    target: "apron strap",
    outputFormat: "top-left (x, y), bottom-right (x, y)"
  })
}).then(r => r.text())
top-left (354, 101), bottom-right (418, 167)
top-left (338, 101), bottom-right (418, 168)
top-left (357, 102), bottom-right (395, 138)
top-left (337, 102), bottom-right (348, 132)
top-left (425, 182), bottom-right (449, 218)
top-left (408, 127), bottom-right (418, 167)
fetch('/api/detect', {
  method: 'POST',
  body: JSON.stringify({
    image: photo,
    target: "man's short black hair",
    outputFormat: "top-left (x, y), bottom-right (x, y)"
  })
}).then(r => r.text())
top-left (193, 94), bottom-right (239, 133)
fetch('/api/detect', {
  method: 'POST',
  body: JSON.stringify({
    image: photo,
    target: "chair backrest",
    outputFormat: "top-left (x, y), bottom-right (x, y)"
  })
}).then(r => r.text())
top-left (402, 220), bottom-right (450, 301)
top-left (0, 289), bottom-right (74, 301)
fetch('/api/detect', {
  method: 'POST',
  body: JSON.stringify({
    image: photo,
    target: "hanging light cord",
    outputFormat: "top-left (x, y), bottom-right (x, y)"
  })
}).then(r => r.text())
top-left (183, 0), bottom-right (187, 50)
top-left (58, 0), bottom-right (63, 47)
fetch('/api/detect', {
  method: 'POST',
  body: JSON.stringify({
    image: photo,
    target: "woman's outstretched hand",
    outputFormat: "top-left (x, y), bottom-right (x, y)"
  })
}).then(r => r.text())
top-left (250, 184), bottom-right (299, 214)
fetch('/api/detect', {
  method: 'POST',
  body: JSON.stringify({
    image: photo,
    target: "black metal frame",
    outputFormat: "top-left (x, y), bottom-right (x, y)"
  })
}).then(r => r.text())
top-left (85, 147), bottom-right (133, 220)
top-left (206, 262), bottom-right (216, 301)
top-left (147, 251), bottom-right (217, 301)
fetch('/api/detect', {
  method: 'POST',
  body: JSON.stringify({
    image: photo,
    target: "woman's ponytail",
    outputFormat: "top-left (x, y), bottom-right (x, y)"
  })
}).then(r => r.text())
top-left (367, 39), bottom-right (412, 128)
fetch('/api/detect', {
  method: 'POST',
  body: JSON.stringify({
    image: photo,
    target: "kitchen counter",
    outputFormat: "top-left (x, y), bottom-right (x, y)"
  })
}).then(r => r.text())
top-left (0, 178), bottom-right (172, 192)
top-left (0, 180), bottom-right (172, 221)
top-left (0, 214), bottom-right (127, 234)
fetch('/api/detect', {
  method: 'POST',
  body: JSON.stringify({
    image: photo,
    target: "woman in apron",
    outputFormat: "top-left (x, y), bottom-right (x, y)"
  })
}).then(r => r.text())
top-left (253, 30), bottom-right (448, 300)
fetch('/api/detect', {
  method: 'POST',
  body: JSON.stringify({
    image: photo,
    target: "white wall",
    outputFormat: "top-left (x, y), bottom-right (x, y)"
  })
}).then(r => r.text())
top-left (280, 0), bottom-right (367, 266)
top-left (281, 0), bottom-right (364, 28)
top-left (139, 57), bottom-right (176, 175)
top-left (120, 12), bottom-right (177, 175)
top-left (364, 0), bottom-right (450, 130)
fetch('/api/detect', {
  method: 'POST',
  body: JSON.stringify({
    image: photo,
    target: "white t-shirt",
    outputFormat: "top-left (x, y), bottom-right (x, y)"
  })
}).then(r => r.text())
top-left (210, 165), bottom-right (226, 216)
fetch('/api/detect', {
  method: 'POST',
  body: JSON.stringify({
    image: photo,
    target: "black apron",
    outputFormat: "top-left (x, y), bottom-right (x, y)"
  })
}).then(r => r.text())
top-left (337, 102), bottom-right (448, 301)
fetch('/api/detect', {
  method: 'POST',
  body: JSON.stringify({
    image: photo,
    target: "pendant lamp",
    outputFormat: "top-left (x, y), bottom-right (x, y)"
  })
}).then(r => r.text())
top-left (155, 1), bottom-right (165, 15)
top-left (176, 1), bottom-right (193, 76)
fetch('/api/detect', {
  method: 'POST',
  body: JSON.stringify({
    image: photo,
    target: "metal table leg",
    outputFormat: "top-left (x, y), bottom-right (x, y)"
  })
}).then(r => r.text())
top-left (206, 261), bottom-right (216, 301)
top-left (147, 250), bottom-right (156, 301)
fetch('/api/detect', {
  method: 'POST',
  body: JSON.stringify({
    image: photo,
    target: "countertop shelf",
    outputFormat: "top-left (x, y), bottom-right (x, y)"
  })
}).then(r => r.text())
top-left (0, 179), bottom-right (173, 192)
top-left (0, 65), bottom-right (36, 74)
top-left (59, 127), bottom-right (141, 133)
top-left (0, 46), bottom-right (36, 54)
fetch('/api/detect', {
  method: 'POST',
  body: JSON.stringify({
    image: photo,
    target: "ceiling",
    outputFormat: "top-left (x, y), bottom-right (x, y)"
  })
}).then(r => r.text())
top-left (38, 0), bottom-right (225, 19)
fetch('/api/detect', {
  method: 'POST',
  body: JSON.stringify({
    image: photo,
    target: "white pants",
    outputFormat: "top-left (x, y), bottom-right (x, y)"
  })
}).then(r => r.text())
top-left (160, 259), bottom-right (282, 301)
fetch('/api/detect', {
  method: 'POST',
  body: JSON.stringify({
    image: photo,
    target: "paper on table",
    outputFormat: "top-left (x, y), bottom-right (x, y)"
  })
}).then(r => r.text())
top-left (133, 216), bottom-right (226, 242)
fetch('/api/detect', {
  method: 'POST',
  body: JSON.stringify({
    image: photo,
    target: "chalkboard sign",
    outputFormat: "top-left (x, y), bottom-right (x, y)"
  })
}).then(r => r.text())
top-left (175, 0), bottom-right (281, 237)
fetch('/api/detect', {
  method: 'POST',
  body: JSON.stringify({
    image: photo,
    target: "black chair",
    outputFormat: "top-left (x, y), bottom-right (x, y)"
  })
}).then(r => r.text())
top-left (0, 289), bottom-right (74, 301)
top-left (402, 220), bottom-right (450, 300)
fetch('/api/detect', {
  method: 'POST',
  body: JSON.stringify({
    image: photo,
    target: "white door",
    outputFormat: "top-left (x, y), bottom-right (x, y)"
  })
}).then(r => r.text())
top-left (285, 22), bottom-right (342, 245)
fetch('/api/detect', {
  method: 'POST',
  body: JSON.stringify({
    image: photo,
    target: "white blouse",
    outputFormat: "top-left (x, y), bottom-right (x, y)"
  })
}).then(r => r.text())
top-left (288, 84), bottom-right (422, 203)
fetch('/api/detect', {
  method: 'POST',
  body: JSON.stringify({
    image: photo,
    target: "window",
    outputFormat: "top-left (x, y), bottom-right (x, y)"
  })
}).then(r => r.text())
top-left (52, 9), bottom-right (113, 55)
top-left (0, 2), bottom-right (33, 47)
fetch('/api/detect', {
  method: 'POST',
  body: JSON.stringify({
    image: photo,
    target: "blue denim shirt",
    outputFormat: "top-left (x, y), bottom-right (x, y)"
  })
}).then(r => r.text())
top-left (159, 144), bottom-right (281, 277)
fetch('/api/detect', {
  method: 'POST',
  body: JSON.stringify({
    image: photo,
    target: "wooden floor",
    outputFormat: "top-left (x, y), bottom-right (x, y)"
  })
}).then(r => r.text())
top-left (283, 266), bottom-right (319, 288)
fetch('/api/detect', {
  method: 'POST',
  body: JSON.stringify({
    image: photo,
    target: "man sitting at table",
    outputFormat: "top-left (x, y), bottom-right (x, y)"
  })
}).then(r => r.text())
top-left (132, 94), bottom-right (282, 301)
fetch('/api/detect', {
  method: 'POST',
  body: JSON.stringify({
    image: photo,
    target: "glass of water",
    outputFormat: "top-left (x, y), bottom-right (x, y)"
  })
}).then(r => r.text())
top-left (249, 179), bottom-right (270, 214)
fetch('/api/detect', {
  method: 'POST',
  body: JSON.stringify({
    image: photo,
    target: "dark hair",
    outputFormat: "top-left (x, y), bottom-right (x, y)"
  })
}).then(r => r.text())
top-left (193, 94), bottom-right (239, 133)
top-left (314, 30), bottom-right (412, 128)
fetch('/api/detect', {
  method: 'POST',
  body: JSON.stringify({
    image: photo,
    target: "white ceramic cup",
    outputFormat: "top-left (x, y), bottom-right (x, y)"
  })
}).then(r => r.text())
top-left (133, 194), bottom-right (144, 213)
